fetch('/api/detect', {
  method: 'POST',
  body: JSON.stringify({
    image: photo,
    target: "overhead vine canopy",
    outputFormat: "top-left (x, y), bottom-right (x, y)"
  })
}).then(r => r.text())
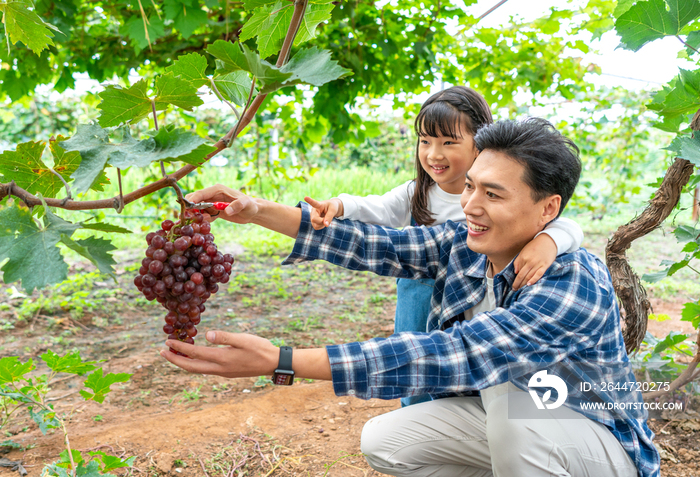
top-left (0, 0), bottom-right (616, 138)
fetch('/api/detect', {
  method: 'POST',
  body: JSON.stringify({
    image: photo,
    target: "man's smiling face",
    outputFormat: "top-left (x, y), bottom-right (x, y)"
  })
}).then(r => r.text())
top-left (460, 150), bottom-right (561, 273)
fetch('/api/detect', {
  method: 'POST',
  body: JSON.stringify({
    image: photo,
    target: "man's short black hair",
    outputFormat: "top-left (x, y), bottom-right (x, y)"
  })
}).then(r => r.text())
top-left (473, 118), bottom-right (581, 217)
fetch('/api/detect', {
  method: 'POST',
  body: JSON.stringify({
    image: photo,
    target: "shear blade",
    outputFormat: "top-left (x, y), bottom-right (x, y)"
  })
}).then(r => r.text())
top-left (186, 201), bottom-right (214, 209)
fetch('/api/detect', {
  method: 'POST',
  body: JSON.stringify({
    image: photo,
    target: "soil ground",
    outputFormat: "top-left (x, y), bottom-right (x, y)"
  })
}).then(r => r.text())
top-left (1, 236), bottom-right (699, 476)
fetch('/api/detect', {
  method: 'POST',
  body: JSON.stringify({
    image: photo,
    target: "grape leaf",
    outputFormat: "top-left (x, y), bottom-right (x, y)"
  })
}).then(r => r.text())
top-left (80, 222), bottom-right (132, 234)
top-left (614, 0), bottom-right (636, 17)
top-left (105, 127), bottom-right (212, 168)
top-left (0, 0), bottom-right (58, 55)
top-left (240, 2), bottom-right (334, 58)
top-left (240, 1), bottom-right (292, 58)
top-left (206, 40), bottom-right (249, 72)
top-left (652, 330), bottom-right (689, 354)
top-left (49, 137), bottom-right (85, 183)
top-left (652, 114), bottom-right (685, 133)
top-left (88, 451), bottom-right (136, 473)
top-left (241, 42), bottom-right (293, 85)
top-left (79, 368), bottom-right (131, 403)
top-left (51, 138), bottom-right (111, 193)
top-left (60, 235), bottom-right (117, 275)
top-left (213, 71), bottom-right (255, 106)
top-left (682, 241), bottom-right (699, 252)
top-left (686, 30), bottom-right (700, 55)
top-left (97, 80), bottom-right (152, 127)
top-left (0, 203), bottom-right (80, 291)
top-left (260, 46), bottom-right (352, 93)
top-left (615, 0), bottom-right (700, 51)
top-left (0, 141), bottom-right (68, 199)
top-left (207, 41), bottom-right (291, 85)
top-left (665, 134), bottom-right (700, 166)
top-left (0, 138), bottom-right (106, 198)
top-left (149, 126), bottom-right (217, 165)
top-left (63, 123), bottom-right (214, 176)
top-left (681, 302), bottom-right (700, 328)
top-left (41, 350), bottom-right (99, 376)
top-left (648, 69), bottom-right (700, 129)
top-left (641, 266), bottom-right (672, 283)
top-left (165, 52), bottom-right (209, 87)
top-left (294, 3), bottom-right (334, 45)
top-left (674, 225), bottom-right (700, 242)
top-left (29, 406), bottom-right (60, 434)
top-left (63, 124), bottom-right (115, 193)
top-left (164, 0), bottom-right (209, 38)
top-left (154, 71), bottom-right (204, 111)
top-left (0, 356), bottom-right (34, 384)
top-left (59, 449), bottom-right (85, 468)
top-left (121, 15), bottom-right (166, 50)
top-left (243, 0), bottom-right (276, 9)
top-left (98, 73), bottom-right (202, 128)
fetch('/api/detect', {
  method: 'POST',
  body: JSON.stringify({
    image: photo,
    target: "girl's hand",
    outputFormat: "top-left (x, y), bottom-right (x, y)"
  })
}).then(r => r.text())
top-left (304, 196), bottom-right (344, 230)
top-left (185, 184), bottom-right (258, 224)
top-left (512, 234), bottom-right (557, 291)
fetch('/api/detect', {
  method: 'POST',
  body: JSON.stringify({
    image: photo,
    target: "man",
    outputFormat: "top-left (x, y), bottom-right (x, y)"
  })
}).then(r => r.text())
top-left (162, 118), bottom-right (659, 477)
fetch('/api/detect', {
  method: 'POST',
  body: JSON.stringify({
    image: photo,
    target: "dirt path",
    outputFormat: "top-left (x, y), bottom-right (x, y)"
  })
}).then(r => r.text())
top-left (4, 355), bottom-right (396, 476)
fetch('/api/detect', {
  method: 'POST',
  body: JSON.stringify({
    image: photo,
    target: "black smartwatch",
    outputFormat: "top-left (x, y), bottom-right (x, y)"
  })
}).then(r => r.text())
top-left (272, 346), bottom-right (295, 385)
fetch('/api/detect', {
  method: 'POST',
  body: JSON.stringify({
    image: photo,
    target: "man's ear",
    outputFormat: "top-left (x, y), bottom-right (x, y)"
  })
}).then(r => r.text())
top-left (540, 195), bottom-right (561, 225)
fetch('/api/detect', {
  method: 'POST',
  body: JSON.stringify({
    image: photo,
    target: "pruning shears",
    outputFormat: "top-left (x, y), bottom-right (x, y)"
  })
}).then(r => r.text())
top-left (183, 199), bottom-right (231, 212)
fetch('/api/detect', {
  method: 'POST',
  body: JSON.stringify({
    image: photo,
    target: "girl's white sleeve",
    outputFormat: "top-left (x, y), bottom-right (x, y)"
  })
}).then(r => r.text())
top-left (336, 180), bottom-right (413, 228)
top-left (537, 217), bottom-right (584, 255)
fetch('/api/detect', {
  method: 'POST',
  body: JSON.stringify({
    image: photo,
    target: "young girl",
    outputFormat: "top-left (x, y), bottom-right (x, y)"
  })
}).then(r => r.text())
top-left (305, 86), bottom-right (583, 406)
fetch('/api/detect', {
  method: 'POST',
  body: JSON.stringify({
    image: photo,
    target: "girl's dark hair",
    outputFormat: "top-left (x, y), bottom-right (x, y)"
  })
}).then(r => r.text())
top-left (410, 86), bottom-right (493, 226)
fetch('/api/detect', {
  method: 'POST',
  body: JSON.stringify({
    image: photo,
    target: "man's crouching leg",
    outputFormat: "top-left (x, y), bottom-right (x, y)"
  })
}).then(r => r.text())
top-left (360, 396), bottom-right (493, 477)
top-left (486, 392), bottom-right (637, 477)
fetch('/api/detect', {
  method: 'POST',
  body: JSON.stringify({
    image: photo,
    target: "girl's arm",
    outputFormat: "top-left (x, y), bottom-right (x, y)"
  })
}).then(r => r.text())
top-left (512, 217), bottom-right (584, 290)
top-left (307, 181), bottom-right (414, 229)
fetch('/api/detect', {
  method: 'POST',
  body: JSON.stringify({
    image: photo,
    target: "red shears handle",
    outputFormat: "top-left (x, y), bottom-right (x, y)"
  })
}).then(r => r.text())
top-left (213, 202), bottom-right (230, 210)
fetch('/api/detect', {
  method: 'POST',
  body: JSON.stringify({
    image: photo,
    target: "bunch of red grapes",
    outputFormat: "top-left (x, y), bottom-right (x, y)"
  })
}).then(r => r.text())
top-left (133, 210), bottom-right (234, 356)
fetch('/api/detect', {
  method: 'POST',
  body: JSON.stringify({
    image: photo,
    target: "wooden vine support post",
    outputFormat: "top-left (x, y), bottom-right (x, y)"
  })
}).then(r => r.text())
top-left (606, 112), bottom-right (700, 400)
top-left (0, 0), bottom-right (309, 213)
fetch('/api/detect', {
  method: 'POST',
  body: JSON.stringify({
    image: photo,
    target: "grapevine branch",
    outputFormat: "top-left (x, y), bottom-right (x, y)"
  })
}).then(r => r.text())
top-left (0, 0), bottom-right (310, 212)
top-left (605, 156), bottom-right (695, 354)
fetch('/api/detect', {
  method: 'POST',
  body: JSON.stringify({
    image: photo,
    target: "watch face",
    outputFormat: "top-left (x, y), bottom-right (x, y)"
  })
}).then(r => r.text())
top-left (273, 371), bottom-right (294, 385)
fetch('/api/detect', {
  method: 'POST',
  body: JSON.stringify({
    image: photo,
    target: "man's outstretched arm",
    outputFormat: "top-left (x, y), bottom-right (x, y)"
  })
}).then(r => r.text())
top-left (162, 331), bottom-right (332, 380)
top-left (185, 184), bottom-right (302, 238)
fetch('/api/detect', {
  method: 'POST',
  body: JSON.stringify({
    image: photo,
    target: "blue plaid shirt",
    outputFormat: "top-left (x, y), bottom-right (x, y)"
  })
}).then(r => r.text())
top-left (282, 202), bottom-right (659, 477)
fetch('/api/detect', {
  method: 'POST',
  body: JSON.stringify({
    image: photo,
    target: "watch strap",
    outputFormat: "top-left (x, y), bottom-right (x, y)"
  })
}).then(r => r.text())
top-left (277, 346), bottom-right (293, 371)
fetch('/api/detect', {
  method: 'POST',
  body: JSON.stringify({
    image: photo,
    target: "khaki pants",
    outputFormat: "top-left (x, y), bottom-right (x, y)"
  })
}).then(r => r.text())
top-left (361, 392), bottom-right (638, 477)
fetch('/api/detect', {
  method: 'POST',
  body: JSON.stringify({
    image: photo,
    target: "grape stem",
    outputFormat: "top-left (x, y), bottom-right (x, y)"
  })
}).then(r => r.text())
top-left (223, 77), bottom-right (256, 149)
top-left (116, 169), bottom-right (125, 214)
top-left (0, 0), bottom-right (309, 212)
top-left (47, 165), bottom-right (72, 204)
top-left (210, 76), bottom-right (241, 120)
top-left (151, 99), bottom-right (159, 131)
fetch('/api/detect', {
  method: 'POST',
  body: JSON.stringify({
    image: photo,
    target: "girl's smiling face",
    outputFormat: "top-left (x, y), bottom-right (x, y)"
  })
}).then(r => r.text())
top-left (418, 125), bottom-right (478, 195)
